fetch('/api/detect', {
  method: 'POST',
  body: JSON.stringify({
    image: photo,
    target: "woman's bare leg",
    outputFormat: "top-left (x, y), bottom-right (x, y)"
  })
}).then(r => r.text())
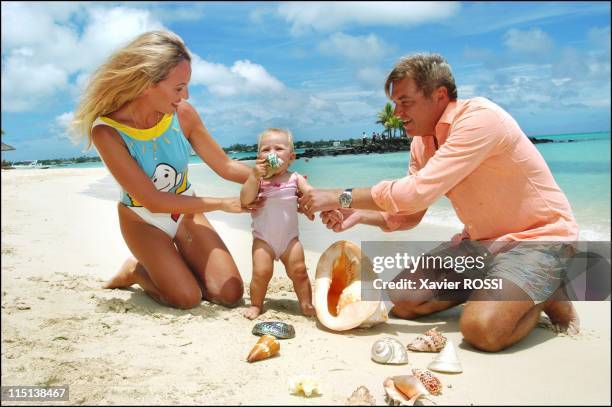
top-left (104, 204), bottom-right (202, 309)
top-left (174, 212), bottom-right (244, 307)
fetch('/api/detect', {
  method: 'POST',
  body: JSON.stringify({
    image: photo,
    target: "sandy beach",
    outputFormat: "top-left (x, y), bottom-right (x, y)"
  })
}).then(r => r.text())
top-left (1, 167), bottom-right (610, 405)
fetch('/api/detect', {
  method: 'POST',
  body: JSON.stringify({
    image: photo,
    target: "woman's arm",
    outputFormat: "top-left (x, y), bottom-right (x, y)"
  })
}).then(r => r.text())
top-left (177, 101), bottom-right (251, 184)
top-left (92, 125), bottom-right (241, 214)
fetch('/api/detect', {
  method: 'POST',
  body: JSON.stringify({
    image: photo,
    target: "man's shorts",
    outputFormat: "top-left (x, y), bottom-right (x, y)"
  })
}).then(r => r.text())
top-left (415, 240), bottom-right (576, 304)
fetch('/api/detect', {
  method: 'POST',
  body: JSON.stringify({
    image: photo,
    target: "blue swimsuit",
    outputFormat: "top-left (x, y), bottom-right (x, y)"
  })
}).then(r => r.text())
top-left (92, 113), bottom-right (194, 237)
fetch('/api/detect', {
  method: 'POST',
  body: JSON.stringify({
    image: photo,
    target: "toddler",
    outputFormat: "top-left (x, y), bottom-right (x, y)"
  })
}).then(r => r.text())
top-left (240, 128), bottom-right (315, 319)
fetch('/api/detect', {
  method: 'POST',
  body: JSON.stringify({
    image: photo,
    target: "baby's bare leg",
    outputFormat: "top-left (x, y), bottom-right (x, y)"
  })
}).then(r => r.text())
top-left (244, 238), bottom-right (275, 320)
top-left (281, 238), bottom-right (315, 317)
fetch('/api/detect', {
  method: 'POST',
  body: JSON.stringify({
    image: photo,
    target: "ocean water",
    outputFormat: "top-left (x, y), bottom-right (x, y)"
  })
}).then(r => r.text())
top-left (68, 131), bottom-right (611, 240)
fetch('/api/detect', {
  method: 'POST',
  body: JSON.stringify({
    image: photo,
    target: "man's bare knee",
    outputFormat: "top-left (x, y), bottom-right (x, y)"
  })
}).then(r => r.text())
top-left (460, 313), bottom-right (509, 352)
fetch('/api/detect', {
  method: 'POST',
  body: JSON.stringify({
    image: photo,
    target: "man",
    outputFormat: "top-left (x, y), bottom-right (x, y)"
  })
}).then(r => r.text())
top-left (299, 53), bottom-right (580, 352)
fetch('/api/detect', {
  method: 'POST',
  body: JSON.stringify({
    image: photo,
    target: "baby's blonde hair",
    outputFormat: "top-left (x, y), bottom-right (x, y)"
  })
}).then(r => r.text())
top-left (257, 128), bottom-right (294, 153)
top-left (71, 30), bottom-right (191, 149)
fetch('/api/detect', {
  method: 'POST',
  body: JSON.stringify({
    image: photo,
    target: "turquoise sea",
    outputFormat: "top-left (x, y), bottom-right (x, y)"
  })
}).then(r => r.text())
top-left (63, 131), bottom-right (611, 240)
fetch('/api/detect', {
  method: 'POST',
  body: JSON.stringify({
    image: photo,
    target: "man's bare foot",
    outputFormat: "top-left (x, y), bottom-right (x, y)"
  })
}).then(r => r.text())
top-left (103, 258), bottom-right (137, 289)
top-left (300, 302), bottom-right (316, 317)
top-left (543, 287), bottom-right (580, 336)
top-left (243, 305), bottom-right (262, 320)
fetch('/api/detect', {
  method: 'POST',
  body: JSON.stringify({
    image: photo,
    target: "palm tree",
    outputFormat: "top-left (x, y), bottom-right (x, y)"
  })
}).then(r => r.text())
top-left (387, 116), bottom-right (403, 138)
top-left (376, 103), bottom-right (395, 138)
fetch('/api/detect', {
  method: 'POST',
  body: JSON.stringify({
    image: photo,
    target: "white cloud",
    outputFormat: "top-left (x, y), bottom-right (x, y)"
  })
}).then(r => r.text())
top-left (356, 67), bottom-right (388, 88)
top-left (504, 28), bottom-right (555, 54)
top-left (1, 3), bottom-right (285, 112)
top-left (319, 32), bottom-right (390, 62)
top-left (588, 26), bottom-right (611, 50)
top-left (191, 55), bottom-right (285, 97)
top-left (278, 1), bottom-right (460, 34)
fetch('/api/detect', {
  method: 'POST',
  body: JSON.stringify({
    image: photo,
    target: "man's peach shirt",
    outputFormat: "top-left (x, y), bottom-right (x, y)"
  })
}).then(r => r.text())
top-left (371, 97), bottom-right (579, 242)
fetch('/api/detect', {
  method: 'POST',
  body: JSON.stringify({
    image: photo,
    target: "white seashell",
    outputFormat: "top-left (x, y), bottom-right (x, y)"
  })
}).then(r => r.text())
top-left (288, 375), bottom-right (322, 397)
top-left (346, 385), bottom-right (376, 405)
top-left (427, 340), bottom-right (463, 373)
top-left (371, 337), bottom-right (409, 365)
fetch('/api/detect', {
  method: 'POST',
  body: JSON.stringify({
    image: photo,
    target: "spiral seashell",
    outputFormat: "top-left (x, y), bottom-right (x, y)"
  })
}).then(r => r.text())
top-left (407, 327), bottom-right (447, 352)
top-left (371, 337), bottom-right (409, 365)
top-left (411, 368), bottom-right (442, 396)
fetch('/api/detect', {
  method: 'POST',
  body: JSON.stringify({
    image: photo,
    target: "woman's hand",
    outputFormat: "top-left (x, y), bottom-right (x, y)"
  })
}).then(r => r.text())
top-left (320, 208), bottom-right (361, 232)
top-left (222, 196), bottom-right (266, 213)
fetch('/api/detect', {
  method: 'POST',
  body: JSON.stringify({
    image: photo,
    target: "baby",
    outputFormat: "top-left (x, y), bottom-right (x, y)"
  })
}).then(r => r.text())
top-left (240, 128), bottom-right (315, 319)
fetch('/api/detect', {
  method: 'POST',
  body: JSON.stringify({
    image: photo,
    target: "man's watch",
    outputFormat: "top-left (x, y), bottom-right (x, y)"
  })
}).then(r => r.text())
top-left (339, 188), bottom-right (353, 208)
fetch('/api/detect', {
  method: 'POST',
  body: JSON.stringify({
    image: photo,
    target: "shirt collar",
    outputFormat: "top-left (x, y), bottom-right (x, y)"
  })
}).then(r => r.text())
top-left (434, 100), bottom-right (461, 145)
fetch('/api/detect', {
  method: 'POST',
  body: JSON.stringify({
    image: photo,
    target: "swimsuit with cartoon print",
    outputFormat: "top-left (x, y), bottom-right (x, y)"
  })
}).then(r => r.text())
top-left (92, 113), bottom-right (194, 237)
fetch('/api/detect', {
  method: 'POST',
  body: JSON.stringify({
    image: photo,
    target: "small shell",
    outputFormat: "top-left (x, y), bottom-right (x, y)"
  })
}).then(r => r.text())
top-left (411, 368), bottom-right (442, 396)
top-left (346, 385), bottom-right (376, 405)
top-left (247, 334), bottom-right (280, 363)
top-left (371, 337), bottom-right (409, 365)
top-left (427, 340), bottom-right (463, 373)
top-left (252, 321), bottom-right (296, 339)
top-left (383, 376), bottom-right (429, 406)
top-left (407, 328), bottom-right (447, 352)
top-left (288, 375), bottom-right (321, 397)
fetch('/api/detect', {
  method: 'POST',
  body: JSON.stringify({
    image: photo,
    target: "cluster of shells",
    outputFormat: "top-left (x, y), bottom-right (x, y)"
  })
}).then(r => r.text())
top-left (366, 328), bottom-right (463, 405)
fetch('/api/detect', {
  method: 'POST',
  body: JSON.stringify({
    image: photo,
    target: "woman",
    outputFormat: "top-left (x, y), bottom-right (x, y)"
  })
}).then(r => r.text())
top-left (71, 30), bottom-right (261, 309)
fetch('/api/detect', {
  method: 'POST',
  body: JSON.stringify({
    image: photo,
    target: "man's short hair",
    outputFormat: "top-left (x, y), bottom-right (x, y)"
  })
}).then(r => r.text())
top-left (385, 53), bottom-right (458, 101)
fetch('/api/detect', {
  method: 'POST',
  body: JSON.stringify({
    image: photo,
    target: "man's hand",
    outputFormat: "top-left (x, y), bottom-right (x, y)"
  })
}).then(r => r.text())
top-left (296, 188), bottom-right (315, 221)
top-left (321, 209), bottom-right (361, 232)
top-left (298, 188), bottom-right (342, 218)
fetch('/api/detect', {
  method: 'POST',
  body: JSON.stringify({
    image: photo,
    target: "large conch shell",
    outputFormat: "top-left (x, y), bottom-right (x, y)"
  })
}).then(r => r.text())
top-left (371, 337), bottom-right (409, 365)
top-left (407, 328), bottom-right (447, 352)
top-left (346, 385), bottom-right (376, 405)
top-left (427, 340), bottom-right (463, 373)
top-left (383, 376), bottom-right (434, 406)
top-left (314, 241), bottom-right (388, 331)
top-left (247, 334), bottom-right (280, 363)
top-left (288, 375), bottom-right (321, 397)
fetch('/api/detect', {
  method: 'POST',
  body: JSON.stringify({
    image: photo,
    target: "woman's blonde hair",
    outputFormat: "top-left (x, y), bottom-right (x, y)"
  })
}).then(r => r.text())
top-left (71, 30), bottom-right (191, 149)
top-left (257, 128), bottom-right (294, 152)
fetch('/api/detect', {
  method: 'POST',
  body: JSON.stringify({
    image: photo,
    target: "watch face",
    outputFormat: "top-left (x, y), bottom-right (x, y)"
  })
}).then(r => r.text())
top-left (340, 191), bottom-right (351, 207)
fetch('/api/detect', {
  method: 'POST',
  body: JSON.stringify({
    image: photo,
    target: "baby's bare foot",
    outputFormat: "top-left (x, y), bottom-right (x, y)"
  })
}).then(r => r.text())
top-left (301, 302), bottom-right (316, 317)
top-left (243, 305), bottom-right (262, 320)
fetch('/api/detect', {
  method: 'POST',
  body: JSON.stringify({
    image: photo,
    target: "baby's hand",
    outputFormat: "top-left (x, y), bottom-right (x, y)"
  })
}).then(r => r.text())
top-left (253, 158), bottom-right (268, 179)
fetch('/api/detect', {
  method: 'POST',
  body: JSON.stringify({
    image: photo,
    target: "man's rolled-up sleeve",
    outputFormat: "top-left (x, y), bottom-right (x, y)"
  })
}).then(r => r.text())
top-left (371, 105), bottom-right (504, 216)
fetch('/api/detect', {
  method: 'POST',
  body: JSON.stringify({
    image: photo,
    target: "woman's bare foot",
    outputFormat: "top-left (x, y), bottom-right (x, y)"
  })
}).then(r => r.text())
top-left (543, 286), bottom-right (580, 336)
top-left (300, 302), bottom-right (316, 317)
top-left (103, 258), bottom-right (138, 289)
top-left (243, 305), bottom-right (262, 320)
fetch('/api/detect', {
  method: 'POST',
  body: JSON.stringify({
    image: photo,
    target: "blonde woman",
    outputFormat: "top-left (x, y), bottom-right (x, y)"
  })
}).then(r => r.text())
top-left (72, 30), bottom-right (262, 309)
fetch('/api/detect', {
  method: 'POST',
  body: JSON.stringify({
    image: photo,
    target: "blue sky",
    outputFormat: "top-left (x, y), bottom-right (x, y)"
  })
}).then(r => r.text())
top-left (1, 1), bottom-right (610, 161)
